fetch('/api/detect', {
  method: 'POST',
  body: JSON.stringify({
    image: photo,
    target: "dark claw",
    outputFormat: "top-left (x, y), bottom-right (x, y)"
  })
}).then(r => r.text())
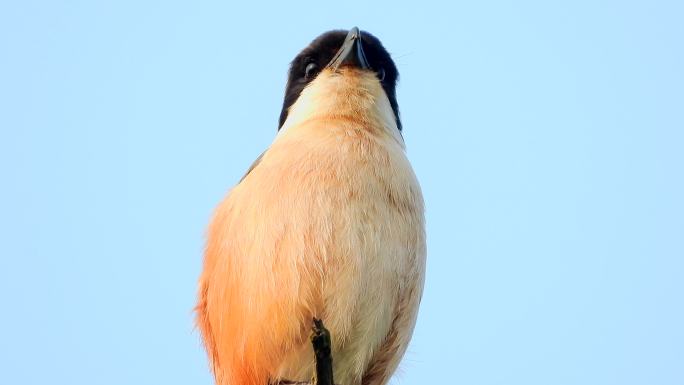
top-left (311, 318), bottom-right (334, 385)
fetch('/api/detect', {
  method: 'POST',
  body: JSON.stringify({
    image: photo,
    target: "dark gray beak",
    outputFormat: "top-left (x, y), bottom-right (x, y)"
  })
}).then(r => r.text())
top-left (326, 27), bottom-right (370, 71)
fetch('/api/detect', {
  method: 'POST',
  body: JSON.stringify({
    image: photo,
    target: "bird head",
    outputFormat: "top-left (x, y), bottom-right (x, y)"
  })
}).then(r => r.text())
top-left (278, 28), bottom-right (402, 135)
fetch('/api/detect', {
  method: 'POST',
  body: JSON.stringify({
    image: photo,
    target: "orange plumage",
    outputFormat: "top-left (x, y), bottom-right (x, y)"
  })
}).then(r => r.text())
top-left (196, 30), bottom-right (425, 385)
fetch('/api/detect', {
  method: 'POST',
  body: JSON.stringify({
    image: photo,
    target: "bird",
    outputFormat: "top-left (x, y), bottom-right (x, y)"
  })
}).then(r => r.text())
top-left (196, 27), bottom-right (426, 385)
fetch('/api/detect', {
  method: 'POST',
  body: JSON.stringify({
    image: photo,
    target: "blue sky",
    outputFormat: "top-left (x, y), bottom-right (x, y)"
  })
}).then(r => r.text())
top-left (1, 1), bottom-right (683, 384)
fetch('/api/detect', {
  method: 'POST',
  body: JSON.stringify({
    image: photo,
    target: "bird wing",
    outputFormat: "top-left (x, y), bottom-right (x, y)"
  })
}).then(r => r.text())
top-left (239, 150), bottom-right (267, 183)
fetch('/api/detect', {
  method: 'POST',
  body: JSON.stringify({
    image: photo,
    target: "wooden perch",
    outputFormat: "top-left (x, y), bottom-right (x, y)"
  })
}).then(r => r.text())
top-left (276, 318), bottom-right (335, 385)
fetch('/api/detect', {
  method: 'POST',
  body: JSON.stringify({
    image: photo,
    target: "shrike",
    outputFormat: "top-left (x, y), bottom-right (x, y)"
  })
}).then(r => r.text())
top-left (196, 27), bottom-right (426, 385)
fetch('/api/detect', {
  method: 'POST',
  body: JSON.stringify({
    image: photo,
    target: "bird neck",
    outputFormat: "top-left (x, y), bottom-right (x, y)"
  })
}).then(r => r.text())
top-left (278, 69), bottom-right (403, 148)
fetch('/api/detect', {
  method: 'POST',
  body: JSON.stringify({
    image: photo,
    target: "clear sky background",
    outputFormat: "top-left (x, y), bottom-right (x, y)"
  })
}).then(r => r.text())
top-left (1, 1), bottom-right (683, 384)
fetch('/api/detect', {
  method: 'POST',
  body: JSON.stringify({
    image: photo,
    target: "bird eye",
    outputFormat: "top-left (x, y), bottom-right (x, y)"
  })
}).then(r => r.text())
top-left (377, 68), bottom-right (386, 82)
top-left (305, 62), bottom-right (318, 79)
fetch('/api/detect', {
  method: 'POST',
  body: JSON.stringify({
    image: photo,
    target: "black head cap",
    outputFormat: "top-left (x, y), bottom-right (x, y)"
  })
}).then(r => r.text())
top-left (278, 29), bottom-right (401, 131)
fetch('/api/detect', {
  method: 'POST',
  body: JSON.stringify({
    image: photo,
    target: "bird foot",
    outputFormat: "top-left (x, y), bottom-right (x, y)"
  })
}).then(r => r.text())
top-left (311, 318), bottom-right (335, 385)
top-left (274, 319), bottom-right (335, 385)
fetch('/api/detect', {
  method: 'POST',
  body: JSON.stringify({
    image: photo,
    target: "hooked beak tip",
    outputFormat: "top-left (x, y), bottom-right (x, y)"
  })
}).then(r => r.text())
top-left (327, 26), bottom-right (370, 71)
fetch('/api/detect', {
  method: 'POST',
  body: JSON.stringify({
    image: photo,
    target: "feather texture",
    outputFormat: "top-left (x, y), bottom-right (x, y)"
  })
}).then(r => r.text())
top-left (196, 69), bottom-right (425, 385)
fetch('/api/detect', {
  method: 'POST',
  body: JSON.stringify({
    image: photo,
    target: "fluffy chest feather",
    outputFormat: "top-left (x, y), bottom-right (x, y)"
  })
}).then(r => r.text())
top-left (199, 119), bottom-right (425, 385)
top-left (246, 120), bottom-right (425, 383)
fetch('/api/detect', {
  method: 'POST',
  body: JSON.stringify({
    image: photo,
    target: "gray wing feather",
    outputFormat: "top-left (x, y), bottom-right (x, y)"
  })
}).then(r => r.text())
top-left (239, 151), bottom-right (266, 183)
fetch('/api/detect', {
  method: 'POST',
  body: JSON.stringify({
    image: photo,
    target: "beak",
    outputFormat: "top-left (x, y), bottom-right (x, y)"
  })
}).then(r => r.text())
top-left (326, 27), bottom-right (370, 71)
